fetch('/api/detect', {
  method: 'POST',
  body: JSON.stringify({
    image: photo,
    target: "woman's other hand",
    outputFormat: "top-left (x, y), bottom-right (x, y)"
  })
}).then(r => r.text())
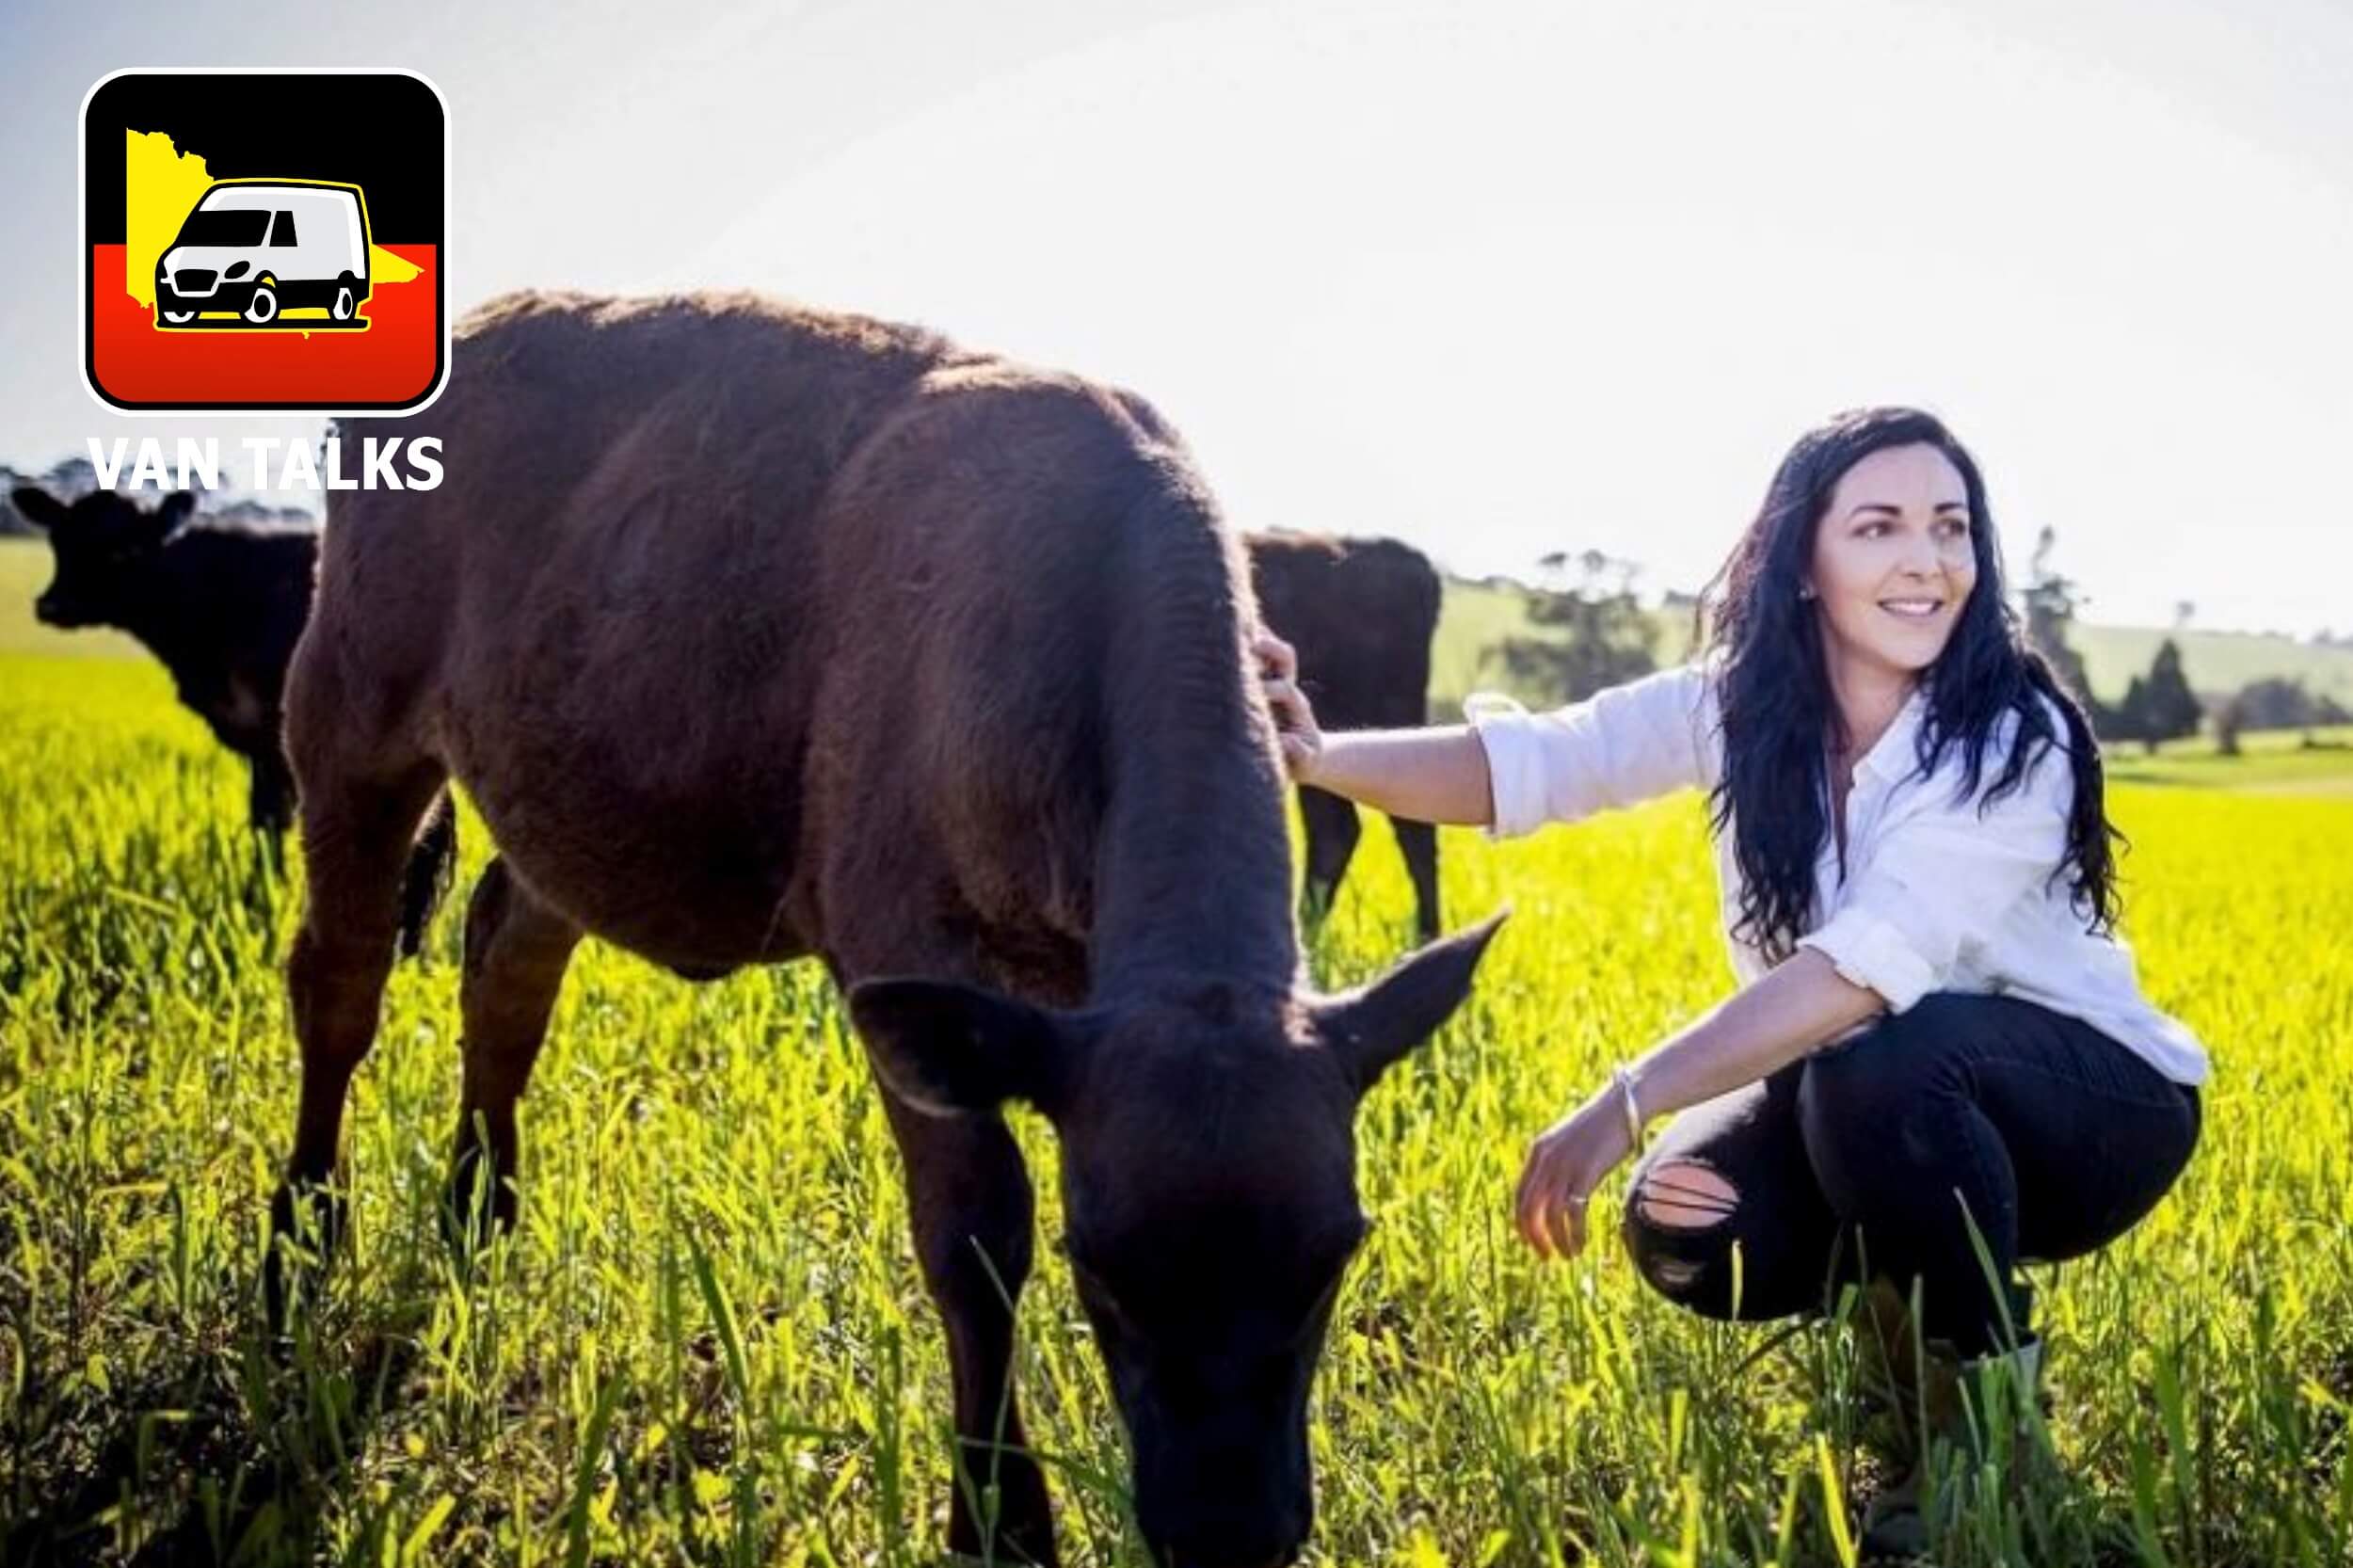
top-left (1514, 1092), bottom-right (1639, 1261)
top-left (1253, 631), bottom-right (1323, 783)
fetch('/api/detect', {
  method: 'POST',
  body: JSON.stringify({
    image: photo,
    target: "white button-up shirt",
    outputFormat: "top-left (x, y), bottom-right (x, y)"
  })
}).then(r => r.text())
top-left (1468, 664), bottom-right (2210, 1085)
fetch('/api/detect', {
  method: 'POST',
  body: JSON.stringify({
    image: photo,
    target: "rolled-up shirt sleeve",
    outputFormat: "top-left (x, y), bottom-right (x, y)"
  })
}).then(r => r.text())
top-left (1465, 664), bottom-right (1713, 840)
top-left (1797, 728), bottom-right (2073, 1012)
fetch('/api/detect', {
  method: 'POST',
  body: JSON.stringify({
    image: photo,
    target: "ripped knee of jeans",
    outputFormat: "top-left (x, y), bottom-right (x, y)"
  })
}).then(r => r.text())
top-left (1635, 1158), bottom-right (1740, 1231)
top-left (1625, 1159), bottom-right (1741, 1299)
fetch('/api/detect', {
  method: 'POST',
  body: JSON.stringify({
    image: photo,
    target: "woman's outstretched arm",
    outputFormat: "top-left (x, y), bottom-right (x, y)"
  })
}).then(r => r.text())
top-left (1303, 727), bottom-right (1497, 826)
top-left (1259, 630), bottom-right (1715, 840)
top-left (1257, 632), bottom-right (1496, 825)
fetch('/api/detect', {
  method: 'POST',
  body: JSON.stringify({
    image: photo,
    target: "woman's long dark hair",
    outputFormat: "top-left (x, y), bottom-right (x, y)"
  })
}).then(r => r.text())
top-left (1697, 407), bottom-right (2122, 963)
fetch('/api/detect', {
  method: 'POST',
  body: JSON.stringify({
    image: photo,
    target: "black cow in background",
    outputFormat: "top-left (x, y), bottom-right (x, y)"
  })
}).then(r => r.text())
top-left (1246, 533), bottom-right (1443, 940)
top-left (18, 487), bottom-right (309, 829)
top-left (12, 485), bottom-right (451, 953)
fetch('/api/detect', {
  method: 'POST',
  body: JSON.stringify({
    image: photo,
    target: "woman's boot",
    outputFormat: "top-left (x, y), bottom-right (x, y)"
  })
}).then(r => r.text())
top-left (1859, 1334), bottom-right (2047, 1559)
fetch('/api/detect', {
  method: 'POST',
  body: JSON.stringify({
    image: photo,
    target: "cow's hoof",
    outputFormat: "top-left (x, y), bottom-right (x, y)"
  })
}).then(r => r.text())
top-left (439, 1148), bottom-right (518, 1259)
top-left (264, 1177), bottom-right (347, 1336)
top-left (947, 1455), bottom-right (1058, 1568)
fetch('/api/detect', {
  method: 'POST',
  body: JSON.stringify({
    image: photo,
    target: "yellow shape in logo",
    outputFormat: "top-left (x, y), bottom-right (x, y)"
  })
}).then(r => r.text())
top-left (372, 245), bottom-right (421, 285)
top-left (123, 131), bottom-right (214, 309)
top-left (122, 130), bottom-right (422, 310)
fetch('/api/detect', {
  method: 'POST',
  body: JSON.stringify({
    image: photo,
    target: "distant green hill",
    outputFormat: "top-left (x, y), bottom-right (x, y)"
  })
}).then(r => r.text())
top-left (1432, 574), bottom-right (2353, 717)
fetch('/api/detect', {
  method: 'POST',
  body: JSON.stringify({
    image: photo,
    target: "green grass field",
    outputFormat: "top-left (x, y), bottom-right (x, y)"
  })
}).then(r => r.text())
top-left (4, 548), bottom-right (2350, 1566)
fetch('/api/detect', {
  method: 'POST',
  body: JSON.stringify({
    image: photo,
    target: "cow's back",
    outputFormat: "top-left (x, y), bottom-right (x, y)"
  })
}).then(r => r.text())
top-left (307, 293), bottom-right (966, 963)
top-left (325, 292), bottom-right (966, 690)
top-left (305, 292), bottom-right (1190, 977)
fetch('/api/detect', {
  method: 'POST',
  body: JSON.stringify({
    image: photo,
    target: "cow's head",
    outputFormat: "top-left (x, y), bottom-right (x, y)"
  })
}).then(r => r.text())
top-left (850, 911), bottom-right (1503, 1568)
top-left (12, 488), bottom-right (194, 629)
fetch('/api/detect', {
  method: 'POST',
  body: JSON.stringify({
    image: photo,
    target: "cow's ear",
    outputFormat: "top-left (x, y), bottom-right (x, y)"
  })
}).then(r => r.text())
top-left (152, 490), bottom-right (197, 537)
top-left (849, 978), bottom-right (1080, 1119)
top-left (10, 488), bottom-right (64, 532)
top-left (1314, 909), bottom-right (1507, 1096)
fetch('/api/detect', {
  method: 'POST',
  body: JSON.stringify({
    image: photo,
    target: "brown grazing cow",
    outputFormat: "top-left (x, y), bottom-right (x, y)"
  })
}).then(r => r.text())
top-left (14, 485), bottom-right (451, 953)
top-left (272, 290), bottom-right (1500, 1568)
top-left (1247, 534), bottom-right (1443, 939)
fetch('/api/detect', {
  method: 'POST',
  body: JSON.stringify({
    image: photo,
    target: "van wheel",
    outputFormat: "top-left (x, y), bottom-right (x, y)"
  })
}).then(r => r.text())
top-left (244, 283), bottom-right (279, 325)
top-left (162, 309), bottom-right (195, 324)
top-left (331, 281), bottom-right (357, 321)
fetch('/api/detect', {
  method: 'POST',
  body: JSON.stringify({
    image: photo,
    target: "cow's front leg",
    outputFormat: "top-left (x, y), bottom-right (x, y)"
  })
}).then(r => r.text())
top-left (879, 1090), bottom-right (1058, 1565)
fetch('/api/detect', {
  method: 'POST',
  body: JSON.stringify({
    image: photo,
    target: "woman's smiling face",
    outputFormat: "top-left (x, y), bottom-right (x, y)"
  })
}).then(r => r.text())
top-left (1805, 441), bottom-right (1978, 683)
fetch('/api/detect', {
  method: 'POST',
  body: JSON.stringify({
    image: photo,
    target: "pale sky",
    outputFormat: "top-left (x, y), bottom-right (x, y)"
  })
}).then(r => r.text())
top-left (3, 0), bottom-right (2347, 633)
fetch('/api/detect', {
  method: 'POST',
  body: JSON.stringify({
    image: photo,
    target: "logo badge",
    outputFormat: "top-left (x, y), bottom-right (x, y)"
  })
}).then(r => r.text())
top-left (82, 69), bottom-right (448, 413)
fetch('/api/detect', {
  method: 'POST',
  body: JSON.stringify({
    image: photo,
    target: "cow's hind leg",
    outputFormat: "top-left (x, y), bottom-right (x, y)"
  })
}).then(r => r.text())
top-left (1298, 783), bottom-right (1363, 930)
top-left (880, 1088), bottom-right (1058, 1565)
top-left (398, 791), bottom-right (459, 958)
top-left (446, 857), bottom-right (580, 1240)
top-left (268, 757), bottom-right (447, 1322)
top-left (1391, 813), bottom-right (1441, 943)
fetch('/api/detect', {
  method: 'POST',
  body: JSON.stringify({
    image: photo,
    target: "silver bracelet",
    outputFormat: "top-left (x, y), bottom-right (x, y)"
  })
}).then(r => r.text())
top-left (1610, 1064), bottom-right (1647, 1153)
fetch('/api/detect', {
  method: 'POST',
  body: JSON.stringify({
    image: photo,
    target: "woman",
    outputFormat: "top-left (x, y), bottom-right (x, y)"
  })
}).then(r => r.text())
top-left (1257, 407), bottom-right (2204, 1551)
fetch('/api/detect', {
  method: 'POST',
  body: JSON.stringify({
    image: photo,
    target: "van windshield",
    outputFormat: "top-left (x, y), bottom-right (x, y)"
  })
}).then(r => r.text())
top-left (175, 208), bottom-right (271, 248)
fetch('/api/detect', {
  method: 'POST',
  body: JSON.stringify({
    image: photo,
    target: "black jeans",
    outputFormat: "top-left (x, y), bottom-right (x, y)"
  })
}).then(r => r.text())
top-left (1621, 992), bottom-right (2201, 1356)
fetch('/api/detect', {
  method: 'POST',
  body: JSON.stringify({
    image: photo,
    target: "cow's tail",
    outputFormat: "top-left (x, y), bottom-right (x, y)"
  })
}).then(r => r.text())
top-left (396, 788), bottom-right (459, 960)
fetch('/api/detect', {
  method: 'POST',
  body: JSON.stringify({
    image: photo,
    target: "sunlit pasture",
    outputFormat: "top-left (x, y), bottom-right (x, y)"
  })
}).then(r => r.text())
top-left (2, 563), bottom-right (2347, 1566)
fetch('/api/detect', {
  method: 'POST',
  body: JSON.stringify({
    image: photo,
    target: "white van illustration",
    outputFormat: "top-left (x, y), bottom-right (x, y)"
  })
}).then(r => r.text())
top-left (154, 180), bottom-right (372, 328)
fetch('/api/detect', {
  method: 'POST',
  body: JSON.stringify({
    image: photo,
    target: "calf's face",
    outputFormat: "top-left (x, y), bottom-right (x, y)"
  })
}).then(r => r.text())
top-left (11, 488), bottom-right (194, 629)
top-left (852, 913), bottom-right (1501, 1568)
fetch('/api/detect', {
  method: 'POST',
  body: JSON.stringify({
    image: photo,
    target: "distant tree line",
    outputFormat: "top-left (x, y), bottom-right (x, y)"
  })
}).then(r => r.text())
top-left (0, 457), bottom-right (116, 536)
top-left (2212, 678), bottom-right (2351, 755)
top-left (0, 456), bottom-right (311, 536)
top-left (2104, 642), bottom-right (2205, 756)
top-left (1481, 549), bottom-right (1659, 703)
top-left (2023, 527), bottom-right (2345, 753)
top-left (2019, 531), bottom-right (2196, 752)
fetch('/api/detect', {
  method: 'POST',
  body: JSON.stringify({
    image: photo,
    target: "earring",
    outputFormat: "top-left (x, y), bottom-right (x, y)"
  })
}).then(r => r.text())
top-left (1798, 584), bottom-right (1817, 600)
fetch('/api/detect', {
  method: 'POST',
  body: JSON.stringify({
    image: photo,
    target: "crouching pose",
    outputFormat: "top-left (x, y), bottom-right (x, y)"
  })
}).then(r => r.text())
top-left (1257, 407), bottom-right (2204, 1554)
